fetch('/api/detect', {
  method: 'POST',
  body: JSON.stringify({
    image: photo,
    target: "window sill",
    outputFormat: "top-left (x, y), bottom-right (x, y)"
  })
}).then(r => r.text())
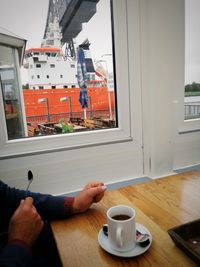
top-left (0, 128), bottom-right (133, 159)
top-left (178, 118), bottom-right (200, 134)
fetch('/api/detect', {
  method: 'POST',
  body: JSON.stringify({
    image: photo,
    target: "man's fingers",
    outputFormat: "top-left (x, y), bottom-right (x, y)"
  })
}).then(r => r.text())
top-left (84, 182), bottom-right (104, 190)
top-left (88, 185), bottom-right (106, 198)
top-left (22, 197), bottom-right (34, 207)
top-left (20, 199), bottom-right (24, 205)
top-left (93, 192), bottom-right (104, 203)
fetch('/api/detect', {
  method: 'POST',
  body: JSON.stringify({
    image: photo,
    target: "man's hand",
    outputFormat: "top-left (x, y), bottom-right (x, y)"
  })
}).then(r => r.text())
top-left (8, 197), bottom-right (44, 247)
top-left (72, 182), bottom-right (106, 213)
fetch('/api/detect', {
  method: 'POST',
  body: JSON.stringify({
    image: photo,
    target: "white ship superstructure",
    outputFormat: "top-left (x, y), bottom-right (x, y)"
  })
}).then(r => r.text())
top-left (23, 15), bottom-right (106, 91)
top-left (23, 18), bottom-right (78, 90)
top-left (24, 47), bottom-right (77, 90)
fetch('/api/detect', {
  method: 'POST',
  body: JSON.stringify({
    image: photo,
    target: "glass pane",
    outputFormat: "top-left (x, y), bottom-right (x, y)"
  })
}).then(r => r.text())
top-left (185, 0), bottom-right (200, 120)
top-left (0, 45), bottom-right (26, 139)
top-left (0, 0), bottom-right (117, 139)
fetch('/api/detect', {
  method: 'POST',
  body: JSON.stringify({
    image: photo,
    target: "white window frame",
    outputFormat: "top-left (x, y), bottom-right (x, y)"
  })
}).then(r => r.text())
top-left (0, 0), bottom-right (135, 159)
top-left (178, 0), bottom-right (200, 134)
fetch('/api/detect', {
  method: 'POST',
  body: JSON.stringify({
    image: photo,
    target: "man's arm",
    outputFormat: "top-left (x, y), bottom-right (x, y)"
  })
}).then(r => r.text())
top-left (0, 180), bottom-right (73, 224)
top-left (0, 180), bottom-right (106, 224)
top-left (0, 197), bottom-right (44, 267)
top-left (0, 180), bottom-right (106, 267)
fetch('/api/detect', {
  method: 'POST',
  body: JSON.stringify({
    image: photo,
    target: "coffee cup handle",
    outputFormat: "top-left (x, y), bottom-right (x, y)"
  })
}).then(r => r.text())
top-left (116, 227), bottom-right (123, 248)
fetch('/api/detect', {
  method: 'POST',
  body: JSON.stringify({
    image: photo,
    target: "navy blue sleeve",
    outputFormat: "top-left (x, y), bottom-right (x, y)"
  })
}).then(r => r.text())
top-left (0, 180), bottom-right (74, 229)
top-left (0, 243), bottom-right (32, 267)
top-left (0, 180), bottom-right (74, 267)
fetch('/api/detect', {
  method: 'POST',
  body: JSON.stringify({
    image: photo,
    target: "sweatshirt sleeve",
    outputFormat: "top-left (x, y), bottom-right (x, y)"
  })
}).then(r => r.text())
top-left (0, 181), bottom-right (75, 266)
top-left (0, 180), bottom-right (74, 229)
top-left (31, 194), bottom-right (75, 220)
top-left (0, 242), bottom-right (32, 267)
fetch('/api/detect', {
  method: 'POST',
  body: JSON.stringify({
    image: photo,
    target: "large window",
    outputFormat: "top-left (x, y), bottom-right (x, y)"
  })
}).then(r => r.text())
top-left (0, 0), bottom-right (132, 158)
top-left (185, 0), bottom-right (200, 120)
top-left (1, 0), bottom-right (117, 141)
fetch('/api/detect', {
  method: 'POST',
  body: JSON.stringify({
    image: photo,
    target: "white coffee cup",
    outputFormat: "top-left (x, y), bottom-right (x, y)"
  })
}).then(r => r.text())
top-left (107, 205), bottom-right (136, 252)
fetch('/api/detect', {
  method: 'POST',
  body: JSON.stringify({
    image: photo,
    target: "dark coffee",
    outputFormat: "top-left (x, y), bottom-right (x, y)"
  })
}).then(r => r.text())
top-left (112, 214), bottom-right (131, 221)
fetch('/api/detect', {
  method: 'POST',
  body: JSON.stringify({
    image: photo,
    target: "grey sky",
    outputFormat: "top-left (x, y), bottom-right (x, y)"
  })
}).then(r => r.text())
top-left (0, 0), bottom-right (112, 56)
top-left (0, 0), bottom-right (49, 47)
top-left (0, 0), bottom-right (112, 82)
top-left (185, 0), bottom-right (200, 84)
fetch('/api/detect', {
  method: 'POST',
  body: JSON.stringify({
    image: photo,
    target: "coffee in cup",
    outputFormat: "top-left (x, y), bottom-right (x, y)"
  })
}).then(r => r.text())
top-left (107, 205), bottom-right (136, 252)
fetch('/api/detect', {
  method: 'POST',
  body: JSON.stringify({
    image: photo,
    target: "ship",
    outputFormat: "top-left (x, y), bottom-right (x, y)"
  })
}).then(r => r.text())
top-left (22, 18), bottom-right (115, 136)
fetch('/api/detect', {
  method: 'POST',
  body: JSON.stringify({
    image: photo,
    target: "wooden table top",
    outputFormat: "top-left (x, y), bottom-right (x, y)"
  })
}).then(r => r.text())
top-left (51, 171), bottom-right (200, 267)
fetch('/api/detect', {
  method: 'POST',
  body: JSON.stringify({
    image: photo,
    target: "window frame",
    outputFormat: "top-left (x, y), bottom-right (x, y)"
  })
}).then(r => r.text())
top-left (178, 0), bottom-right (200, 134)
top-left (0, 0), bottom-right (134, 159)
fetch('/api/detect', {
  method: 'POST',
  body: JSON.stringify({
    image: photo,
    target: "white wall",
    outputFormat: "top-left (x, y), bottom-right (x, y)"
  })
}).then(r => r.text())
top-left (140, 0), bottom-right (200, 175)
top-left (0, 142), bottom-right (143, 195)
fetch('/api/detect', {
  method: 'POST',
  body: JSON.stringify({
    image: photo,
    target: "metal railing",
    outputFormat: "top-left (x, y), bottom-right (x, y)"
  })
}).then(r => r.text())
top-left (184, 104), bottom-right (200, 120)
top-left (26, 110), bottom-right (115, 124)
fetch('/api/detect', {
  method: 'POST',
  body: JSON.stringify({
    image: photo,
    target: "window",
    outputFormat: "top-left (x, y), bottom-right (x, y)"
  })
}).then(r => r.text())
top-left (1, 0), bottom-right (117, 141)
top-left (0, 0), bottom-right (134, 158)
top-left (0, 45), bottom-right (26, 140)
top-left (185, 0), bottom-right (200, 120)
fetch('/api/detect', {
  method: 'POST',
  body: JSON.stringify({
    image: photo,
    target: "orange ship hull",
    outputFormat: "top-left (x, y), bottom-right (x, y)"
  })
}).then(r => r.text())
top-left (23, 86), bottom-right (115, 123)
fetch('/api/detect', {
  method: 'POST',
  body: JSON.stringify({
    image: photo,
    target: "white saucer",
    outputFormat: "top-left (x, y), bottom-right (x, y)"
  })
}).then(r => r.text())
top-left (98, 223), bottom-right (152, 257)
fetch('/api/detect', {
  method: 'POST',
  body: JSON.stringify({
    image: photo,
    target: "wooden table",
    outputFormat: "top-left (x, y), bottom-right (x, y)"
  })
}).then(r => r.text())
top-left (51, 171), bottom-right (200, 267)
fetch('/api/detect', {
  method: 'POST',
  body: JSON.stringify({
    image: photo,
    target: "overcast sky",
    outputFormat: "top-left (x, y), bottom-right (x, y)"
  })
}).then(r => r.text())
top-left (0, 0), bottom-right (112, 52)
top-left (0, 0), bottom-right (49, 47)
top-left (185, 0), bottom-right (200, 84)
top-left (0, 0), bottom-right (200, 84)
top-left (0, 0), bottom-right (113, 82)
